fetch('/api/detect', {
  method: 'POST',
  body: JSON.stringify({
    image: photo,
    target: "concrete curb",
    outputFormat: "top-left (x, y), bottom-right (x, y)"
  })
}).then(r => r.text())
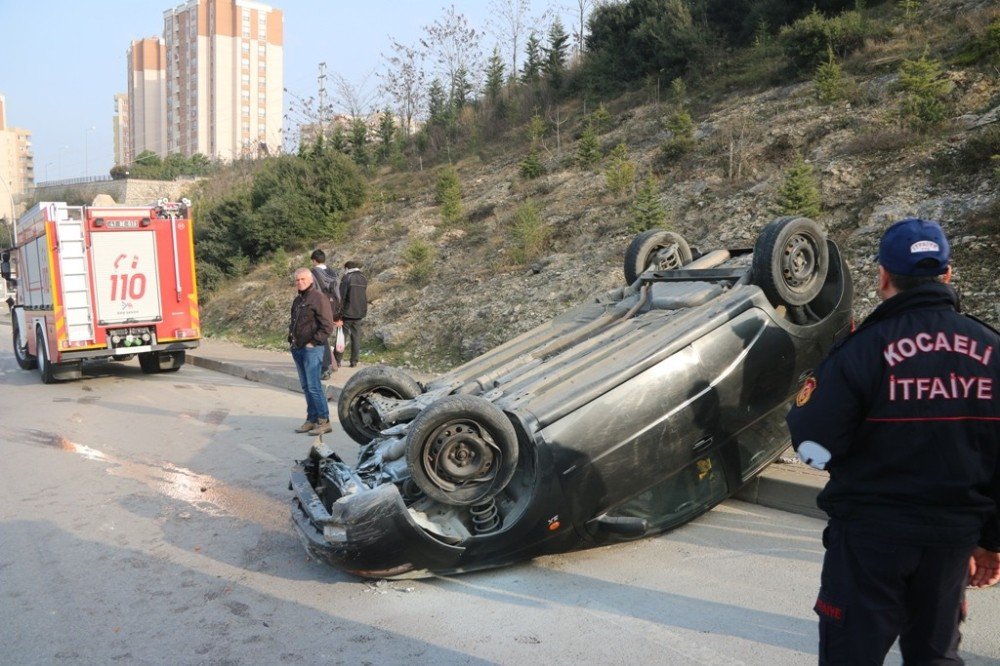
top-left (187, 353), bottom-right (344, 402)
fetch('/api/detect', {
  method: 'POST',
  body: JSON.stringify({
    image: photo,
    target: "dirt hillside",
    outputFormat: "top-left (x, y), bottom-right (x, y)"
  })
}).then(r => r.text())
top-left (201, 0), bottom-right (1000, 372)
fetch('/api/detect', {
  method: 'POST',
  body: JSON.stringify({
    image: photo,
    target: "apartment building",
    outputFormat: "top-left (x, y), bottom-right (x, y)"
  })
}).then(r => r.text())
top-left (0, 93), bottom-right (34, 222)
top-left (125, 0), bottom-right (283, 164)
top-left (113, 93), bottom-right (131, 167)
top-left (127, 37), bottom-right (168, 161)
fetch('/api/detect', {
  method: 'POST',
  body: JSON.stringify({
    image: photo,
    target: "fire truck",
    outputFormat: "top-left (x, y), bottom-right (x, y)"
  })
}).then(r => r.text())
top-left (2, 199), bottom-right (201, 383)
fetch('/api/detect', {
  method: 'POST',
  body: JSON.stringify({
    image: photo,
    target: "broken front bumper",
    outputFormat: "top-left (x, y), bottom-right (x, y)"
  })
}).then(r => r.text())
top-left (289, 461), bottom-right (465, 578)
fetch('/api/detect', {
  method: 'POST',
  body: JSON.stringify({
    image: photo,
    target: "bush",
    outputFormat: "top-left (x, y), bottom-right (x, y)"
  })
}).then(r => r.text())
top-left (604, 143), bottom-right (637, 197)
top-left (779, 9), bottom-right (867, 74)
top-left (931, 125), bottom-right (1000, 179)
top-left (193, 151), bottom-right (367, 278)
top-left (509, 200), bottom-right (550, 264)
top-left (660, 110), bottom-right (696, 160)
top-left (591, 104), bottom-right (613, 133)
top-left (402, 239), bottom-right (436, 285)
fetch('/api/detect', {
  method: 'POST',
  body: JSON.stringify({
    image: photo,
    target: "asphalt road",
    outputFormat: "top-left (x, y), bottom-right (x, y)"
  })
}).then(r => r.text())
top-left (1, 317), bottom-right (998, 665)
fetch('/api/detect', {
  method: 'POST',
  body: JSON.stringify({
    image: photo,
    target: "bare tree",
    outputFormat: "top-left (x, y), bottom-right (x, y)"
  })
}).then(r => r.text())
top-left (420, 5), bottom-right (484, 103)
top-left (379, 38), bottom-right (427, 136)
top-left (331, 71), bottom-right (379, 120)
top-left (489, 0), bottom-right (530, 78)
top-left (572, 0), bottom-right (593, 58)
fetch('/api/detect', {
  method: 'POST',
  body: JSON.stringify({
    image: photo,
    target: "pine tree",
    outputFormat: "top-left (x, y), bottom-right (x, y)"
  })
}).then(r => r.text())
top-left (436, 166), bottom-right (464, 226)
top-left (604, 143), bottom-right (637, 197)
top-left (330, 125), bottom-right (348, 154)
top-left (543, 19), bottom-right (570, 92)
top-left (484, 46), bottom-right (505, 103)
top-left (631, 176), bottom-right (667, 232)
top-left (815, 48), bottom-right (844, 103)
top-left (898, 53), bottom-right (953, 129)
top-left (521, 32), bottom-right (543, 85)
top-left (428, 79), bottom-right (449, 127)
top-left (774, 155), bottom-right (822, 219)
top-left (520, 148), bottom-right (544, 179)
top-left (350, 118), bottom-right (370, 169)
top-left (450, 67), bottom-right (473, 110)
top-left (576, 123), bottom-right (602, 169)
top-left (376, 109), bottom-right (397, 164)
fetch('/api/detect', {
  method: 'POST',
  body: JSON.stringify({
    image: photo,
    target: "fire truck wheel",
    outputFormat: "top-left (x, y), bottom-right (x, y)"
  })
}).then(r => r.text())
top-left (36, 328), bottom-right (57, 384)
top-left (12, 317), bottom-right (37, 370)
top-left (139, 351), bottom-right (186, 373)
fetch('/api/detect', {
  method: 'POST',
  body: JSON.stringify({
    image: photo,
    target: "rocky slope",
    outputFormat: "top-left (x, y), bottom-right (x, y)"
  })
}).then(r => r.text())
top-left (202, 1), bottom-right (1000, 372)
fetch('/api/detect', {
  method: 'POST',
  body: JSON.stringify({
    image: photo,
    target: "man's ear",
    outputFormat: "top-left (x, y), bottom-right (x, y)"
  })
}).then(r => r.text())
top-left (942, 265), bottom-right (953, 284)
top-left (878, 265), bottom-right (892, 293)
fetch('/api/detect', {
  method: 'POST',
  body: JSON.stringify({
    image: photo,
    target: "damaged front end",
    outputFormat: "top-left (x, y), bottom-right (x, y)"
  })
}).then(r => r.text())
top-left (290, 392), bottom-right (533, 578)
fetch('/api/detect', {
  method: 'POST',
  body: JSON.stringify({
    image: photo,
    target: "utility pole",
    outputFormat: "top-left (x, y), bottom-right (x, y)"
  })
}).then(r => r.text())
top-left (318, 62), bottom-right (328, 141)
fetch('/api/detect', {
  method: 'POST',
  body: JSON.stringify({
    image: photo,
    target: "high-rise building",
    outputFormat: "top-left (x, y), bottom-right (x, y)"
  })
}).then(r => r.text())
top-left (113, 93), bottom-right (131, 167)
top-left (127, 37), bottom-right (168, 160)
top-left (0, 93), bottom-right (35, 223)
top-left (160, 0), bottom-right (283, 162)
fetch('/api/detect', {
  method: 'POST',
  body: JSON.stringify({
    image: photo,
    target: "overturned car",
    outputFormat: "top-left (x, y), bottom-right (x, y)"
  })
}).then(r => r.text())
top-left (290, 217), bottom-right (853, 578)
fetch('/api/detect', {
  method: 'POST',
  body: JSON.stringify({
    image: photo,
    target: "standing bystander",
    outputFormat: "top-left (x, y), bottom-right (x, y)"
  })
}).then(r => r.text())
top-left (339, 260), bottom-right (368, 368)
top-left (786, 218), bottom-right (1000, 664)
top-left (288, 268), bottom-right (334, 435)
top-left (309, 249), bottom-right (342, 378)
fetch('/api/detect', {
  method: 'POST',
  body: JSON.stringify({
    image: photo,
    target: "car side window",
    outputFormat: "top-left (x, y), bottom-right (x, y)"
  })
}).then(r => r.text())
top-left (606, 453), bottom-right (728, 531)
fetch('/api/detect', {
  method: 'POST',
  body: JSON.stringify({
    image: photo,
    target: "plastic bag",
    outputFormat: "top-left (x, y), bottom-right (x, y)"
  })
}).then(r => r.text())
top-left (335, 327), bottom-right (346, 353)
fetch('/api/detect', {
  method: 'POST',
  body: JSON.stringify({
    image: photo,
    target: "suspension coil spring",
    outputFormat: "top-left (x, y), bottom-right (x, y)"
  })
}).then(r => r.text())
top-left (470, 498), bottom-right (501, 534)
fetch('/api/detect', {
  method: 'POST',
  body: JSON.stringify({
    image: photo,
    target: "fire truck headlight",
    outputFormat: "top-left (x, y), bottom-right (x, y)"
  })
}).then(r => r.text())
top-left (111, 335), bottom-right (121, 345)
top-left (141, 333), bottom-right (151, 343)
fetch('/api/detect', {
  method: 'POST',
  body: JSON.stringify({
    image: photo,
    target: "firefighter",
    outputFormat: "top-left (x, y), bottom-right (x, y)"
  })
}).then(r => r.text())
top-left (786, 218), bottom-right (1000, 664)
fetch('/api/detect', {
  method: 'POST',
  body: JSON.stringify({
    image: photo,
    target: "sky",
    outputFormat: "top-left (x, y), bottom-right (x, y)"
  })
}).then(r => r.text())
top-left (0, 0), bottom-right (575, 183)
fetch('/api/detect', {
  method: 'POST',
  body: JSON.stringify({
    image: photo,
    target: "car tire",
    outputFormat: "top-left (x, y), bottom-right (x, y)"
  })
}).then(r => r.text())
top-left (405, 395), bottom-right (519, 506)
top-left (12, 315), bottom-right (37, 370)
top-left (139, 351), bottom-right (185, 373)
top-left (36, 328), bottom-right (57, 384)
top-left (338, 365), bottom-right (423, 444)
top-left (751, 217), bottom-right (829, 307)
top-left (624, 229), bottom-right (693, 285)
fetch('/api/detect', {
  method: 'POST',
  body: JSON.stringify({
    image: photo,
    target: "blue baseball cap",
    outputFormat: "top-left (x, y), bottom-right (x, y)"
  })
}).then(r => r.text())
top-left (878, 218), bottom-right (950, 277)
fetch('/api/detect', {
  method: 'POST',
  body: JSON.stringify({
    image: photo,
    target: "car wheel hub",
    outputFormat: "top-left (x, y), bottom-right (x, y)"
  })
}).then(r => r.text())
top-left (424, 421), bottom-right (498, 489)
top-left (782, 234), bottom-right (817, 290)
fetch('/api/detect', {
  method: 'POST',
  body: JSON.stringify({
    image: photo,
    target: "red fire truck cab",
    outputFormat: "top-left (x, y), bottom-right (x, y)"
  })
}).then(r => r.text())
top-left (2, 199), bottom-right (201, 383)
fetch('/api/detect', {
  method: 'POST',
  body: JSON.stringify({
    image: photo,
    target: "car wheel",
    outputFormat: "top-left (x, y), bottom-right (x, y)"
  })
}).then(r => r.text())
top-left (338, 365), bottom-right (423, 444)
top-left (139, 351), bottom-right (185, 373)
top-left (36, 328), bottom-right (57, 384)
top-left (405, 395), bottom-right (519, 506)
top-left (12, 316), bottom-right (37, 370)
top-left (751, 217), bottom-right (829, 307)
top-left (624, 229), bottom-right (693, 285)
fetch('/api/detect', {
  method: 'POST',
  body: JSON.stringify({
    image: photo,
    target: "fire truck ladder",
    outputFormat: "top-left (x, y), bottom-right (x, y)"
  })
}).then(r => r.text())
top-left (54, 206), bottom-right (95, 342)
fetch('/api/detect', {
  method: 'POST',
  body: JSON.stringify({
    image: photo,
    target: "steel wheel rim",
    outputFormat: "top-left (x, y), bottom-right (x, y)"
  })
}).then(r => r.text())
top-left (420, 418), bottom-right (499, 492)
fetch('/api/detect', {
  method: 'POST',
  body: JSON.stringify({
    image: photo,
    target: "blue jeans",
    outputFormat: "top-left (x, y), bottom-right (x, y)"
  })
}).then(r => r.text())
top-left (291, 345), bottom-right (328, 423)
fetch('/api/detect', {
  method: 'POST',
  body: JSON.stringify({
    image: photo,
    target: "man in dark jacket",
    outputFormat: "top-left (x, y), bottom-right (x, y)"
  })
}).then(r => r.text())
top-left (787, 218), bottom-right (1000, 664)
top-left (288, 268), bottom-right (334, 435)
top-left (310, 249), bottom-right (341, 377)
top-left (339, 260), bottom-right (368, 368)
